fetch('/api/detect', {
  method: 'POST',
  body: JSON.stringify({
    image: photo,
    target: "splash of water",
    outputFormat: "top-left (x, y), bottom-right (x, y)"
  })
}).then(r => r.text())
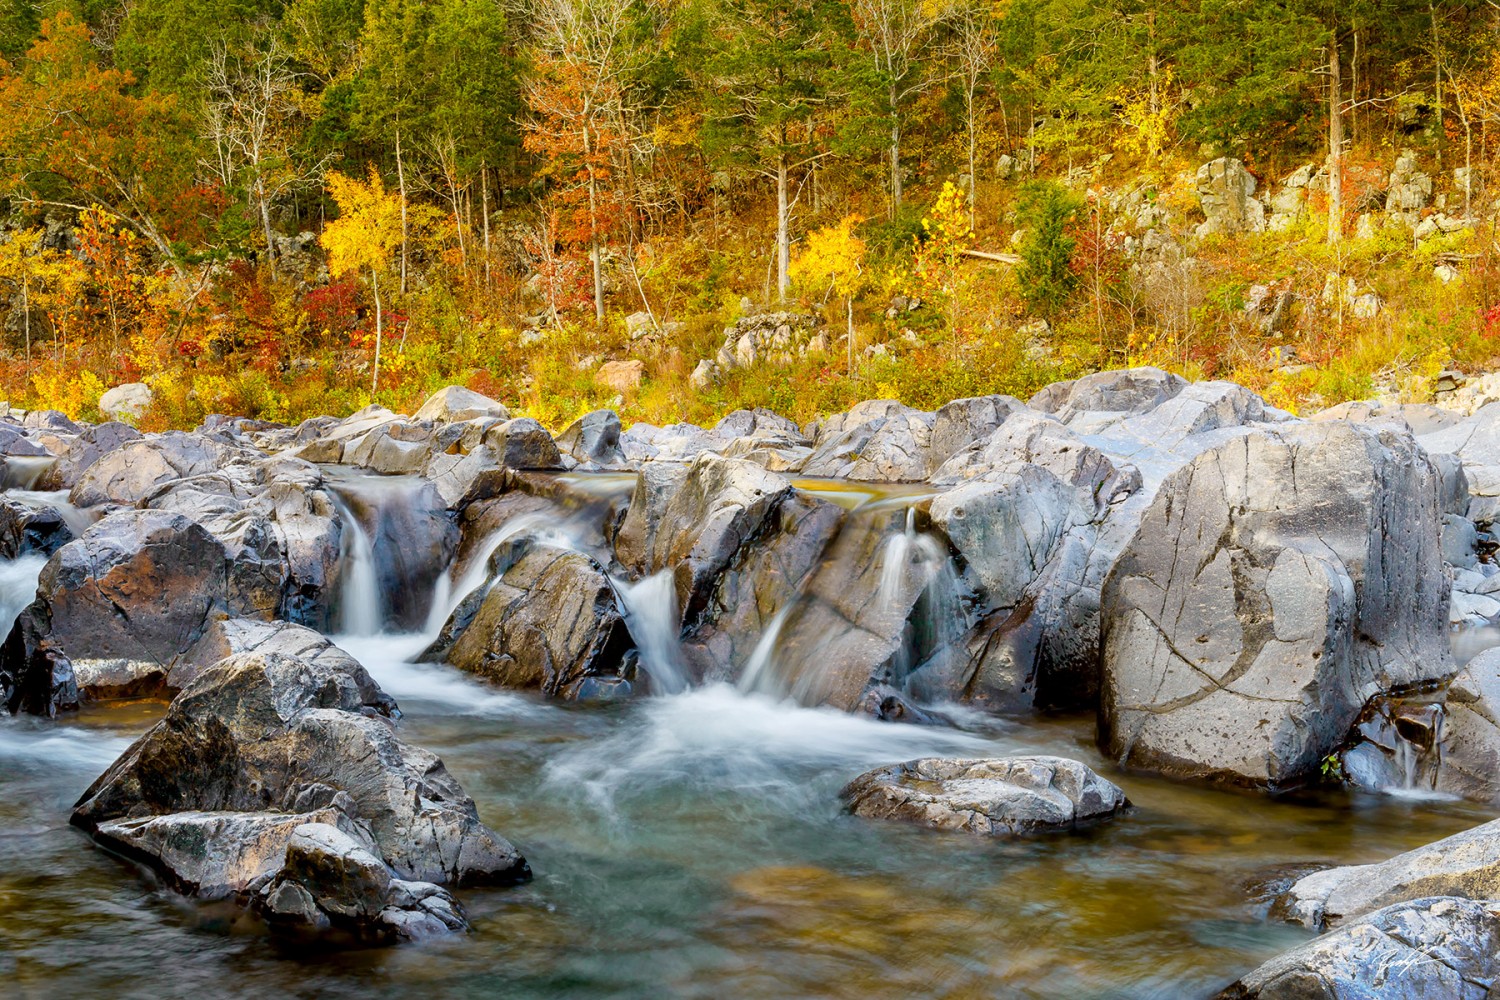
top-left (332, 633), bottom-right (540, 719)
top-left (542, 682), bottom-right (994, 818)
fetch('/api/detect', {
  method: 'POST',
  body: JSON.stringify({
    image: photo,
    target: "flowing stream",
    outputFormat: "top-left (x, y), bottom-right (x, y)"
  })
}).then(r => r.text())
top-left (1, 475), bottom-right (1498, 997)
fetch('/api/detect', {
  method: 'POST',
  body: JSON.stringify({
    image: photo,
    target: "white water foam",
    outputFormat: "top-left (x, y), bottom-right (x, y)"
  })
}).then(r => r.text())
top-left (543, 682), bottom-right (995, 815)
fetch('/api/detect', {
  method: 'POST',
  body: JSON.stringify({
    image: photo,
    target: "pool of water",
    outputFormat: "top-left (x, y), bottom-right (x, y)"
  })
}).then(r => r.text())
top-left (3, 631), bottom-right (1494, 999)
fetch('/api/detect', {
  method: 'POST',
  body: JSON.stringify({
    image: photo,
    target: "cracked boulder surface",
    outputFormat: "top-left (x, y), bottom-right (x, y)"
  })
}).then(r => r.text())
top-left (1214, 896), bottom-right (1500, 999)
top-left (72, 649), bottom-right (529, 901)
top-left (802, 399), bottom-right (936, 482)
top-left (1100, 421), bottom-right (1453, 790)
top-left (613, 452), bottom-right (798, 624)
top-left (841, 756), bottom-right (1129, 836)
top-left (1, 509), bottom-right (251, 714)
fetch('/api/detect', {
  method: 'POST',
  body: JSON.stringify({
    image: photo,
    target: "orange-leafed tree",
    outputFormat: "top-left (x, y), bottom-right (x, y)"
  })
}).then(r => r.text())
top-left (523, 0), bottom-right (661, 325)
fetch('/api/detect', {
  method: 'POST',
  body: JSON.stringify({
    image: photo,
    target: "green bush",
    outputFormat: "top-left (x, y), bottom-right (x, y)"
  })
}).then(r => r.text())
top-left (1016, 180), bottom-right (1084, 317)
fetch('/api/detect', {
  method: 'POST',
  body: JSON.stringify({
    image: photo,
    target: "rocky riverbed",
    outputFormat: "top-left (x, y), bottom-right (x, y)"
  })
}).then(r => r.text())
top-left (6, 369), bottom-right (1500, 995)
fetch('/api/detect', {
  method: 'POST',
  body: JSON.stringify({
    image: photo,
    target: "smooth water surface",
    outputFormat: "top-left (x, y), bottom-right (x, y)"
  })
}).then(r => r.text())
top-left (3, 629), bottom-right (1494, 999)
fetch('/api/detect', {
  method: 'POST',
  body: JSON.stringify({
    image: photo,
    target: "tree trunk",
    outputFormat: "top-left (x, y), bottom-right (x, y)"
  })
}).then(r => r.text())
top-left (846, 297), bottom-right (854, 377)
top-left (776, 148), bottom-right (790, 304)
top-left (481, 162), bottom-right (492, 292)
top-left (585, 125), bottom-right (605, 324)
top-left (258, 176), bottom-right (276, 270)
top-left (1327, 37), bottom-right (1343, 246)
top-left (889, 83), bottom-right (902, 217)
top-left (371, 269), bottom-right (383, 396)
top-left (395, 128), bottom-right (410, 294)
top-left (966, 82), bottom-right (977, 230)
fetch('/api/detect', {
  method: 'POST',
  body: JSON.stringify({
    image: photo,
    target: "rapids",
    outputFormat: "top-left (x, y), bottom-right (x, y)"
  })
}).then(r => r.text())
top-left (0, 469), bottom-right (1495, 997)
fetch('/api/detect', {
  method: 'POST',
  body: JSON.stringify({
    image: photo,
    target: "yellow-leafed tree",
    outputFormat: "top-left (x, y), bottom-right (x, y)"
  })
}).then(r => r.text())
top-left (790, 214), bottom-right (868, 376)
top-left (321, 167), bottom-right (405, 394)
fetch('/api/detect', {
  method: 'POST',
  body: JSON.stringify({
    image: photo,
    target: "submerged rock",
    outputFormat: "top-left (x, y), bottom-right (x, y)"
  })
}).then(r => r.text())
top-left (1216, 897), bottom-right (1500, 999)
top-left (840, 756), bottom-right (1129, 836)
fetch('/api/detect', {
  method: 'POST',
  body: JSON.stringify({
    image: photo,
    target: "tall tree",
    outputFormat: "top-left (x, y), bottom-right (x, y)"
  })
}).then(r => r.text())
top-left (701, 0), bottom-right (843, 302)
top-left (524, 0), bottom-right (662, 323)
top-left (845, 0), bottom-right (939, 217)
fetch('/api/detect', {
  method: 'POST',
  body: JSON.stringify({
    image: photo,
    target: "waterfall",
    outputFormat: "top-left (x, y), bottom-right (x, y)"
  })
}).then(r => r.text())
top-left (2, 456), bottom-right (56, 491)
top-left (6, 489), bottom-right (94, 538)
top-left (332, 495), bottom-right (382, 638)
top-left (614, 571), bottom-right (688, 695)
top-left (0, 554), bottom-right (46, 636)
top-left (737, 605), bottom-right (793, 695)
top-left (874, 505), bottom-right (968, 682)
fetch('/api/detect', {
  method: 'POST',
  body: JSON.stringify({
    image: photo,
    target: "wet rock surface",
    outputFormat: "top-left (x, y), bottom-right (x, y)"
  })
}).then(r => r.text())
top-left (1216, 897), bottom-right (1500, 999)
top-left (69, 642), bottom-right (527, 944)
top-left (1275, 819), bottom-right (1500, 930)
top-left (840, 756), bottom-right (1129, 836)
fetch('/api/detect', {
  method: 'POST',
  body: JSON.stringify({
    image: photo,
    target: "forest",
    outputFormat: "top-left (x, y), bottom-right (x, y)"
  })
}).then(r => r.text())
top-left (0, 0), bottom-right (1496, 428)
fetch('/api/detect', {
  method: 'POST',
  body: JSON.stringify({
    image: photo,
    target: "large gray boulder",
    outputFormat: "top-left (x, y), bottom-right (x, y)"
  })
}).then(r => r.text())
top-left (1277, 819), bottom-right (1500, 931)
top-left (841, 756), bottom-right (1129, 836)
top-left (1100, 421), bottom-right (1452, 790)
top-left (412, 385), bottom-right (509, 424)
top-left (924, 466), bottom-right (1097, 710)
top-left (171, 618), bottom-right (384, 696)
top-left (431, 539), bottom-right (633, 698)
top-left (1, 510), bottom-right (246, 714)
top-left (72, 650), bottom-right (529, 888)
top-left (681, 490), bottom-right (844, 685)
top-left (139, 457), bottom-right (346, 631)
top-left (286, 405), bottom-right (399, 464)
top-left (98, 382), bottom-right (154, 423)
top-left (1216, 897), bottom-right (1500, 999)
top-left (802, 400), bottom-right (935, 482)
top-left (926, 395), bottom-right (1026, 477)
top-left (1028, 367), bottom-right (1187, 424)
top-left (69, 432), bottom-right (237, 507)
top-left (29, 420), bottom-right (141, 490)
top-left (614, 453), bottom-right (796, 623)
top-left (342, 419), bottom-right (437, 476)
top-left (556, 409), bottom-right (624, 467)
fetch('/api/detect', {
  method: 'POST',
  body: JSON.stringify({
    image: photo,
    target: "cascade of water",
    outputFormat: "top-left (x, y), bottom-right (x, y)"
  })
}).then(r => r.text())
top-left (0, 554), bottom-right (47, 636)
top-left (737, 605), bottom-right (793, 695)
top-left (6, 490), bottom-right (94, 537)
top-left (2, 456), bottom-right (57, 491)
top-left (331, 495), bottom-right (382, 638)
top-left (613, 571), bottom-right (688, 695)
top-left (1396, 739), bottom-right (1418, 790)
top-left (875, 507), bottom-right (919, 615)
